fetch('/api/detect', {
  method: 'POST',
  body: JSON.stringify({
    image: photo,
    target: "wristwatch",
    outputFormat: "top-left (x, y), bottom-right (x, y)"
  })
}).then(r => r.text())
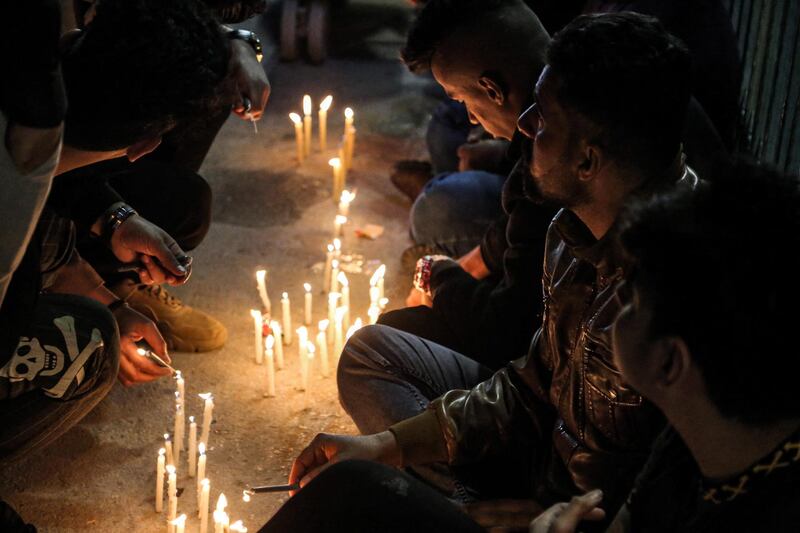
top-left (227, 29), bottom-right (263, 63)
top-left (413, 255), bottom-right (450, 298)
top-left (102, 203), bottom-right (137, 245)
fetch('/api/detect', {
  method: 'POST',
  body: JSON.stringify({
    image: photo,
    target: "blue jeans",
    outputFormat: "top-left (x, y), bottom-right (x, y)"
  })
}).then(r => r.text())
top-left (426, 100), bottom-right (471, 174)
top-left (410, 170), bottom-right (506, 258)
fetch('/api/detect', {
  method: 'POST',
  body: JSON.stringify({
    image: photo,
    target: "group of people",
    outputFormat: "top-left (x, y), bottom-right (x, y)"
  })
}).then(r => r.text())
top-left (1, 0), bottom-right (798, 532)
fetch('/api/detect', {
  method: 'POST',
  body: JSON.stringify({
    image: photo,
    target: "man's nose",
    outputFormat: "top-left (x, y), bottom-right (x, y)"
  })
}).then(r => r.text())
top-left (517, 104), bottom-right (536, 138)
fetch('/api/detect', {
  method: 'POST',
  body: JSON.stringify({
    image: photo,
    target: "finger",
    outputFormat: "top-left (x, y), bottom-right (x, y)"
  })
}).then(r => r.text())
top-left (137, 267), bottom-right (154, 285)
top-left (139, 320), bottom-right (169, 361)
top-left (118, 341), bottom-right (164, 385)
top-left (528, 503), bottom-right (565, 533)
top-left (148, 235), bottom-right (186, 278)
top-left (121, 337), bottom-right (169, 378)
top-left (552, 491), bottom-right (604, 533)
top-left (289, 434), bottom-right (332, 487)
top-left (299, 461), bottom-right (332, 488)
top-left (141, 255), bottom-right (170, 285)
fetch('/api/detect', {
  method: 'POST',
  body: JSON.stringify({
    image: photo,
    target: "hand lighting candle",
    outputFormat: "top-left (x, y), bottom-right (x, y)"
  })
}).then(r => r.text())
top-left (317, 320), bottom-right (330, 377)
top-left (255, 270), bottom-right (271, 316)
top-left (281, 292), bottom-right (293, 345)
top-left (155, 447), bottom-right (166, 512)
top-left (270, 320), bottom-right (285, 369)
top-left (303, 283), bottom-right (313, 326)
top-left (250, 309), bottom-right (264, 365)
top-left (303, 95), bottom-right (312, 157)
top-left (318, 95), bottom-right (333, 151)
top-left (289, 113), bottom-right (304, 163)
top-left (188, 416), bottom-right (197, 477)
top-left (264, 335), bottom-right (276, 397)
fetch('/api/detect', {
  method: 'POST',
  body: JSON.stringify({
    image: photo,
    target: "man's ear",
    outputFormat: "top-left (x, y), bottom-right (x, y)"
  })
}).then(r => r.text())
top-left (656, 337), bottom-right (692, 389)
top-left (126, 137), bottom-right (162, 162)
top-left (577, 143), bottom-right (603, 182)
top-left (478, 74), bottom-right (507, 106)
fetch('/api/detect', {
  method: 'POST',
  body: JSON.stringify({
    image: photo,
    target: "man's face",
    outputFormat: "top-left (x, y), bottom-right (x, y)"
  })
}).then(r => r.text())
top-left (611, 281), bottom-right (657, 398)
top-left (517, 66), bottom-right (588, 208)
top-left (431, 53), bottom-right (516, 140)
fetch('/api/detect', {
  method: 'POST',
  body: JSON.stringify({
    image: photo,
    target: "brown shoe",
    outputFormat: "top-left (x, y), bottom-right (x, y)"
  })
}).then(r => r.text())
top-left (390, 160), bottom-right (434, 202)
top-left (126, 285), bottom-right (228, 353)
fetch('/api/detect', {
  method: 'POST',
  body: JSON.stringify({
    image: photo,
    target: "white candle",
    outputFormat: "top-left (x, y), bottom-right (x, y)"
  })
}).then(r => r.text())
top-left (250, 309), bottom-right (264, 365)
top-left (334, 215), bottom-right (347, 239)
top-left (346, 318), bottom-right (363, 341)
top-left (344, 108), bottom-right (355, 169)
top-left (197, 443), bottom-right (207, 495)
top-left (297, 326), bottom-right (308, 390)
top-left (188, 417), bottom-right (197, 477)
top-left (369, 286), bottom-right (380, 308)
top-left (323, 244), bottom-right (334, 293)
top-left (333, 238), bottom-right (342, 259)
top-left (368, 305), bottom-right (380, 324)
top-left (328, 157), bottom-right (342, 200)
top-left (334, 306), bottom-right (347, 358)
top-left (337, 272), bottom-right (350, 329)
top-left (281, 292), bottom-right (293, 345)
top-left (304, 283), bottom-right (313, 326)
top-left (264, 335), bottom-right (276, 397)
top-left (330, 260), bottom-right (340, 294)
top-left (255, 270), bottom-right (271, 315)
top-left (338, 189), bottom-right (355, 217)
top-left (199, 393), bottom-right (214, 445)
top-left (327, 292), bottom-right (340, 338)
top-left (338, 145), bottom-right (348, 190)
top-left (171, 514), bottom-right (187, 533)
top-left (319, 94), bottom-right (332, 151)
top-left (199, 478), bottom-right (210, 532)
top-left (346, 126), bottom-right (357, 170)
top-left (270, 320), bottom-right (285, 369)
top-left (289, 113), bottom-right (304, 163)
top-left (303, 95), bottom-right (312, 157)
top-left (175, 371), bottom-right (185, 411)
top-left (173, 397), bottom-right (184, 464)
top-left (317, 320), bottom-right (329, 377)
top-left (213, 493), bottom-right (229, 533)
top-left (156, 447), bottom-right (165, 513)
top-left (164, 433), bottom-right (174, 466)
top-left (304, 341), bottom-right (315, 391)
top-left (167, 464), bottom-right (177, 525)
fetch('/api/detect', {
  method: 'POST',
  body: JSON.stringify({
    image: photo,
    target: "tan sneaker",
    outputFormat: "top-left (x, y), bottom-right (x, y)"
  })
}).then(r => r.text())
top-left (126, 285), bottom-right (228, 352)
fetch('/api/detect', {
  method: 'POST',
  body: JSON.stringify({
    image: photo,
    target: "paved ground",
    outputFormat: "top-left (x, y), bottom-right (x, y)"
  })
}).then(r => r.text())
top-left (0, 2), bottom-right (439, 530)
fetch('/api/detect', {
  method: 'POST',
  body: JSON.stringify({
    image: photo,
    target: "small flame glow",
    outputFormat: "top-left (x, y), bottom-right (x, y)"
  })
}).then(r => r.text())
top-left (331, 259), bottom-right (339, 269)
top-left (201, 478), bottom-right (209, 487)
top-left (164, 433), bottom-right (170, 441)
top-left (256, 270), bottom-right (266, 284)
top-left (270, 320), bottom-right (281, 333)
top-left (175, 370), bottom-right (183, 380)
top-left (335, 215), bottom-right (347, 225)
top-left (137, 348), bottom-right (147, 356)
top-left (216, 493), bottom-right (228, 512)
top-left (170, 514), bottom-right (187, 526)
top-left (307, 341), bottom-right (316, 355)
top-left (318, 319), bottom-right (329, 331)
top-left (266, 335), bottom-right (275, 350)
top-left (319, 95), bottom-right (333, 111)
top-left (289, 112), bottom-right (302, 125)
top-left (297, 326), bottom-right (307, 338)
top-left (198, 392), bottom-right (213, 401)
top-left (333, 238), bottom-right (341, 251)
top-left (328, 292), bottom-right (341, 303)
top-left (335, 306), bottom-right (348, 322)
top-left (339, 190), bottom-right (356, 204)
top-left (304, 283), bottom-right (311, 292)
top-left (303, 95), bottom-right (312, 116)
top-left (250, 309), bottom-right (262, 320)
top-left (328, 157), bottom-right (341, 168)
top-left (242, 490), bottom-right (251, 503)
top-left (158, 447), bottom-right (166, 456)
top-left (281, 292), bottom-right (289, 300)
top-left (370, 264), bottom-right (386, 286)
top-left (327, 243), bottom-right (334, 253)
top-left (345, 107), bottom-right (354, 119)
top-left (166, 464), bottom-right (176, 475)
top-left (231, 520), bottom-right (248, 533)
top-left (189, 416), bottom-right (195, 423)
top-left (198, 442), bottom-right (206, 455)
top-left (379, 297), bottom-right (390, 307)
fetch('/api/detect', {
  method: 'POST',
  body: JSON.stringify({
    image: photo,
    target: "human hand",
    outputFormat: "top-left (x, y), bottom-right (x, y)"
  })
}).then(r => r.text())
top-left (110, 214), bottom-right (191, 286)
top-left (230, 40), bottom-right (270, 121)
top-left (529, 490), bottom-right (606, 533)
top-left (405, 287), bottom-right (433, 308)
top-left (112, 303), bottom-right (172, 387)
top-left (457, 245), bottom-right (490, 280)
top-left (289, 431), bottom-right (401, 493)
top-left (457, 140), bottom-right (509, 173)
top-left (463, 499), bottom-right (544, 532)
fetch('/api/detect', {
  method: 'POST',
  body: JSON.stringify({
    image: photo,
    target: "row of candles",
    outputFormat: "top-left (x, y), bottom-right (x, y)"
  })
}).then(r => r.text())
top-left (287, 94), bottom-right (356, 200)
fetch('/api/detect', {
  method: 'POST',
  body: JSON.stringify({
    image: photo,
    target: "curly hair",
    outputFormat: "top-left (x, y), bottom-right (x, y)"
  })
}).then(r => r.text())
top-left (62, 0), bottom-right (231, 151)
top-left (547, 12), bottom-right (691, 178)
top-left (619, 159), bottom-right (800, 425)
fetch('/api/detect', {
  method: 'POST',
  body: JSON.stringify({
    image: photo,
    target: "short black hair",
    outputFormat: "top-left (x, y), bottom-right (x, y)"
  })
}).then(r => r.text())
top-left (401, 0), bottom-right (523, 73)
top-left (619, 160), bottom-right (800, 425)
top-left (62, 0), bottom-right (230, 151)
top-left (547, 12), bottom-right (691, 178)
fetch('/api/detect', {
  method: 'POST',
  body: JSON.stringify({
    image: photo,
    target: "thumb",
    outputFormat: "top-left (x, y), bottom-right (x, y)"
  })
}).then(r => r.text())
top-left (552, 491), bottom-right (605, 533)
top-left (141, 320), bottom-right (170, 362)
top-left (150, 233), bottom-right (187, 278)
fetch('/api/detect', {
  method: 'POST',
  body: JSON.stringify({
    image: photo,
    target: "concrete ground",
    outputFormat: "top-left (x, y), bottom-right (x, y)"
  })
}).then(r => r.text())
top-left (0, 2), bottom-right (440, 530)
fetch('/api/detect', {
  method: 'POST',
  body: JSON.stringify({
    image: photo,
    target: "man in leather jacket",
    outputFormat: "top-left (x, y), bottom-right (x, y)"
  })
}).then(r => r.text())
top-left (289, 12), bottom-right (700, 531)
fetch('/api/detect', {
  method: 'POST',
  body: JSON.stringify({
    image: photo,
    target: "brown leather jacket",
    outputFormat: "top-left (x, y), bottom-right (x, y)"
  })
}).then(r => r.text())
top-left (391, 169), bottom-right (698, 514)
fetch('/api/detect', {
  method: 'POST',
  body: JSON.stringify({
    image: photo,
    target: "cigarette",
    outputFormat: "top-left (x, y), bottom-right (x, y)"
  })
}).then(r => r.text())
top-left (244, 483), bottom-right (300, 494)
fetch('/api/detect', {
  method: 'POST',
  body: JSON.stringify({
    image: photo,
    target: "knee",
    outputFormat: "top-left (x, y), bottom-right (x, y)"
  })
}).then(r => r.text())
top-left (410, 178), bottom-right (459, 240)
top-left (336, 325), bottom-right (393, 402)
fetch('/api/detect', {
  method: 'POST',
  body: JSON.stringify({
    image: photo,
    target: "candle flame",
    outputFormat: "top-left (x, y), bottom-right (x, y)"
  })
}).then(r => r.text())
top-left (328, 157), bottom-right (341, 168)
top-left (319, 319), bottom-right (329, 331)
top-left (250, 309), bottom-right (262, 320)
top-left (198, 442), bottom-right (206, 455)
top-left (327, 243), bottom-right (334, 252)
top-left (216, 493), bottom-right (228, 512)
top-left (201, 478), bottom-right (209, 487)
top-left (242, 490), bottom-right (252, 503)
top-left (159, 447), bottom-right (166, 456)
top-left (304, 282), bottom-right (311, 292)
top-left (231, 520), bottom-right (248, 532)
top-left (379, 297), bottom-right (390, 307)
top-left (265, 335), bottom-right (275, 349)
top-left (370, 264), bottom-right (386, 286)
top-left (289, 112), bottom-right (302, 125)
top-left (354, 317), bottom-right (363, 329)
top-left (319, 95), bottom-right (333, 111)
top-left (335, 215), bottom-right (347, 225)
top-left (307, 341), bottom-right (316, 355)
top-left (189, 416), bottom-right (194, 423)
top-left (339, 190), bottom-right (356, 204)
top-left (170, 514), bottom-right (187, 526)
top-left (303, 95), bottom-right (312, 116)
top-left (333, 238), bottom-right (341, 251)
top-left (337, 271), bottom-right (349, 286)
top-left (345, 107), bottom-right (354, 119)
top-left (175, 370), bottom-right (183, 380)
top-left (166, 464), bottom-right (176, 475)
top-left (164, 433), bottom-right (170, 441)
top-left (331, 259), bottom-right (339, 269)
top-left (296, 326), bottom-right (307, 337)
top-left (256, 270), bottom-right (266, 284)
top-left (281, 292), bottom-right (289, 299)
top-left (198, 392), bottom-right (213, 400)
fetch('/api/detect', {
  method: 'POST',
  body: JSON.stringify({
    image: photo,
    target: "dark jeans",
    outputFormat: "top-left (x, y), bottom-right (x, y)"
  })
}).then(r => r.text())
top-left (0, 293), bottom-right (120, 463)
top-left (426, 100), bottom-right (471, 175)
top-left (377, 305), bottom-right (470, 359)
top-left (258, 460), bottom-right (485, 533)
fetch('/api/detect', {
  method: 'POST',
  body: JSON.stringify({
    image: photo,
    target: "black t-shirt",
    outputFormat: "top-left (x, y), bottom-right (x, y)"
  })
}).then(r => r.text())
top-left (626, 426), bottom-right (800, 532)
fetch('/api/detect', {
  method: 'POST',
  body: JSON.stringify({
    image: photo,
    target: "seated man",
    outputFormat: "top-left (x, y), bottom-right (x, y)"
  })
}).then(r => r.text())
top-left (331, 12), bottom-right (696, 529)
top-left (0, 0), bottom-right (231, 466)
top-left (531, 161), bottom-right (800, 532)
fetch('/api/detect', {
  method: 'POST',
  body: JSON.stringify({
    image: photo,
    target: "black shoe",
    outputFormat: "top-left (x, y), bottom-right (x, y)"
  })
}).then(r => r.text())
top-left (390, 160), bottom-right (434, 202)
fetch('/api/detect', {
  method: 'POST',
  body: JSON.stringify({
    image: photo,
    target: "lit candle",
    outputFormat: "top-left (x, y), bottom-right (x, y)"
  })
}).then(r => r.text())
top-left (333, 238), bottom-right (342, 259)
top-left (323, 243), bottom-right (334, 293)
top-left (265, 335), bottom-right (276, 397)
top-left (304, 283), bottom-right (313, 326)
top-left (319, 94), bottom-right (332, 151)
top-left (199, 478), bottom-right (210, 532)
top-left (346, 127), bottom-right (357, 170)
top-left (230, 520), bottom-right (248, 533)
top-left (188, 416), bottom-right (197, 477)
top-left (213, 493), bottom-right (229, 533)
top-left (164, 433), bottom-right (174, 466)
top-left (167, 464), bottom-right (177, 526)
top-left (297, 326), bottom-right (308, 390)
top-left (250, 309), bottom-right (264, 365)
top-left (242, 490), bottom-right (251, 503)
top-left (303, 95), bottom-right (312, 157)
top-left (255, 270), bottom-right (271, 316)
top-left (304, 341), bottom-right (315, 391)
top-left (171, 514), bottom-right (187, 533)
top-left (334, 306), bottom-right (347, 358)
top-left (317, 320), bottom-right (329, 377)
top-left (370, 264), bottom-right (386, 301)
top-left (289, 113), bottom-right (304, 163)
top-left (338, 189), bottom-right (355, 217)
top-left (173, 397), bottom-right (184, 464)
top-left (368, 304), bottom-right (380, 325)
top-left (346, 317), bottom-right (363, 341)
top-left (196, 443), bottom-right (207, 495)
top-left (369, 286), bottom-right (380, 308)
top-left (328, 157), bottom-right (342, 200)
top-left (330, 259), bottom-right (340, 294)
top-left (338, 145), bottom-right (347, 192)
top-left (334, 215), bottom-right (347, 239)
top-left (327, 292), bottom-right (340, 338)
top-left (155, 447), bottom-right (165, 513)
top-left (337, 271), bottom-right (350, 329)
top-left (175, 370), bottom-right (185, 411)
top-left (270, 320), bottom-right (285, 369)
top-left (281, 292), bottom-right (293, 345)
top-left (199, 393), bottom-right (214, 446)
top-left (380, 296), bottom-right (389, 310)
top-left (344, 107), bottom-right (355, 169)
